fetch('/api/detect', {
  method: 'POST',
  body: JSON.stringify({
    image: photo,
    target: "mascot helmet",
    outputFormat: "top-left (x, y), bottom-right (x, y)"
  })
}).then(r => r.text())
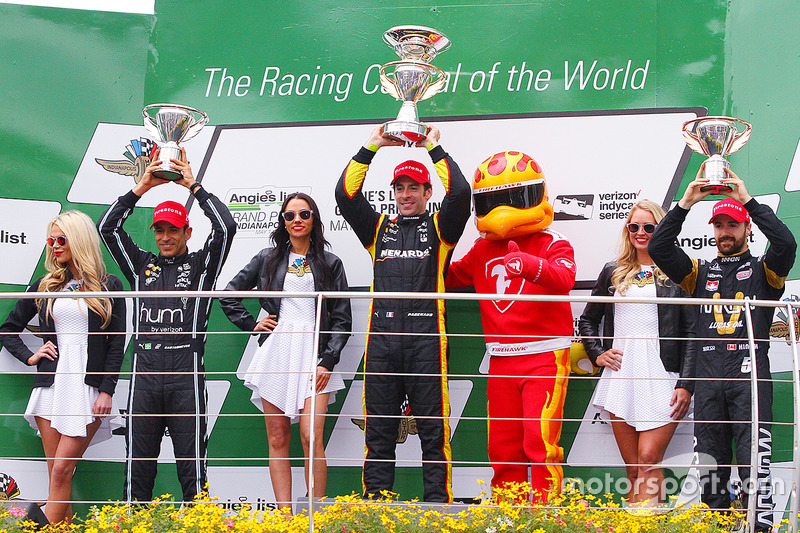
top-left (472, 151), bottom-right (554, 240)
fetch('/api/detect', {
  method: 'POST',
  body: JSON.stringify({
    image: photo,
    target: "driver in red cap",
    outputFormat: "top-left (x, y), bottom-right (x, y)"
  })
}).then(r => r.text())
top-left (98, 148), bottom-right (236, 503)
top-left (649, 166), bottom-right (796, 532)
top-left (335, 123), bottom-right (470, 503)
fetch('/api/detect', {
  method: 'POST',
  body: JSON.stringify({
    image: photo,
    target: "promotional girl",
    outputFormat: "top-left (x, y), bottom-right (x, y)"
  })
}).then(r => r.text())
top-left (220, 193), bottom-right (351, 511)
top-left (578, 200), bottom-right (696, 505)
top-left (0, 211), bottom-right (126, 525)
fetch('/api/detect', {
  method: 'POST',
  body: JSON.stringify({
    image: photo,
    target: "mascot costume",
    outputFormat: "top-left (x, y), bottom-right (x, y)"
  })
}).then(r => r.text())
top-left (446, 151), bottom-right (576, 502)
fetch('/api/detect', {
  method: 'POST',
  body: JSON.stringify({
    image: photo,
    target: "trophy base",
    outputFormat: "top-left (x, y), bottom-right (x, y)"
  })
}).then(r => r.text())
top-left (383, 120), bottom-right (427, 144)
top-left (700, 183), bottom-right (734, 194)
top-left (152, 168), bottom-right (183, 181)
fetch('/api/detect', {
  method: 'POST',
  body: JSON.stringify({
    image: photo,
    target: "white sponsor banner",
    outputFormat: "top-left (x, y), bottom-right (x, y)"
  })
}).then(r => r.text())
top-left (68, 123), bottom-right (215, 207)
top-left (784, 135), bottom-right (800, 192)
top-left (74, 110), bottom-right (698, 288)
top-left (0, 198), bottom-right (61, 285)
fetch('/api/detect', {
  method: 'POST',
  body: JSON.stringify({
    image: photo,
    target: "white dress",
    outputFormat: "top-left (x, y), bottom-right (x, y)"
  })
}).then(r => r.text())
top-left (592, 266), bottom-right (680, 431)
top-left (24, 280), bottom-right (104, 437)
top-left (243, 252), bottom-right (345, 422)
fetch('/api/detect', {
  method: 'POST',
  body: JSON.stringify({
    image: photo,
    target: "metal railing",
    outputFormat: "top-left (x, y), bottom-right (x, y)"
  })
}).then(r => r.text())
top-left (0, 289), bottom-right (797, 533)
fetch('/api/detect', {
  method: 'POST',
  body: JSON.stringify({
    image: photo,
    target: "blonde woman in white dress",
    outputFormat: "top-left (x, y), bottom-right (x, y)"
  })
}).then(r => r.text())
top-left (221, 193), bottom-right (351, 511)
top-left (0, 211), bottom-right (126, 525)
top-left (579, 200), bottom-right (697, 505)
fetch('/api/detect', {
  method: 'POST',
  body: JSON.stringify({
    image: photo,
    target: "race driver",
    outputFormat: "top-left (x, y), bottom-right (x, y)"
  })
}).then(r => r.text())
top-left (98, 148), bottom-right (236, 503)
top-left (648, 166), bottom-right (796, 532)
top-left (335, 123), bottom-right (470, 502)
top-left (445, 151), bottom-right (576, 503)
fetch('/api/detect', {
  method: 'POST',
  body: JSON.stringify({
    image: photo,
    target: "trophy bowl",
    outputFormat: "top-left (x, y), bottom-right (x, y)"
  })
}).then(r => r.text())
top-left (379, 26), bottom-right (450, 145)
top-left (143, 104), bottom-right (209, 181)
top-left (682, 116), bottom-right (752, 194)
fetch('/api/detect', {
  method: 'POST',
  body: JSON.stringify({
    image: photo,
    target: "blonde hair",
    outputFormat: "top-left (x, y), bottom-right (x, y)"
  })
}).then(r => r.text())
top-left (38, 211), bottom-right (113, 328)
top-left (611, 199), bottom-right (671, 294)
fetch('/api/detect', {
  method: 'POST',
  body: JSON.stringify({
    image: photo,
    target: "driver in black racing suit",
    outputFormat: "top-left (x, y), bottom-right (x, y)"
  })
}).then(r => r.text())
top-left (335, 124), bottom-right (471, 502)
top-left (649, 166), bottom-right (796, 532)
top-left (98, 149), bottom-right (236, 503)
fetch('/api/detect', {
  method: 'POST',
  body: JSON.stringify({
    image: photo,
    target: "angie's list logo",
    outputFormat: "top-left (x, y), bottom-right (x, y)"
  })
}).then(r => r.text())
top-left (226, 185), bottom-right (311, 237)
top-left (95, 137), bottom-right (159, 183)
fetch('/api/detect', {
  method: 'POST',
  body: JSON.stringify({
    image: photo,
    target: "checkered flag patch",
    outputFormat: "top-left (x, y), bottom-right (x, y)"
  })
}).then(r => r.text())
top-left (139, 137), bottom-right (158, 158)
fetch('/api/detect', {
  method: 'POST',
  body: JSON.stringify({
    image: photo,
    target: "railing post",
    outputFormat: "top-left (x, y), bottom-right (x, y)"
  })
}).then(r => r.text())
top-left (787, 302), bottom-right (800, 533)
top-left (743, 298), bottom-right (759, 533)
top-left (307, 293), bottom-right (324, 532)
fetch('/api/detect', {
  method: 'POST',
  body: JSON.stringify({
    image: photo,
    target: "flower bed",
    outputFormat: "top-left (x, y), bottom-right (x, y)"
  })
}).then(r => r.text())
top-left (0, 484), bottom-right (743, 533)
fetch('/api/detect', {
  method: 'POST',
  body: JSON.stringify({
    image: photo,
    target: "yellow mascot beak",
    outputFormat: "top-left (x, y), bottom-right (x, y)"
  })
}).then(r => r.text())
top-left (476, 201), bottom-right (554, 240)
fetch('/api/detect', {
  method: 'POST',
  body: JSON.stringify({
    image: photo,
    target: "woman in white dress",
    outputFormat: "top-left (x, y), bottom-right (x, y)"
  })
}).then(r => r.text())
top-left (578, 200), bottom-right (697, 505)
top-left (220, 193), bottom-right (351, 511)
top-left (0, 211), bottom-right (126, 525)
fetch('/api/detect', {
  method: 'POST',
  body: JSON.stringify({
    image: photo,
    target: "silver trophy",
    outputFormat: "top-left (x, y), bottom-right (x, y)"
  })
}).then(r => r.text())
top-left (379, 26), bottom-right (450, 145)
top-left (682, 116), bottom-right (752, 193)
top-left (143, 104), bottom-right (209, 181)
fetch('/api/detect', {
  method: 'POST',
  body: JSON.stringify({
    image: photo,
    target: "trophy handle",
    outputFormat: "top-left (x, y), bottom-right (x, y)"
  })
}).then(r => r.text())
top-left (142, 107), bottom-right (161, 140)
top-left (418, 65), bottom-right (447, 101)
top-left (378, 65), bottom-right (403, 100)
top-left (728, 120), bottom-right (752, 155)
top-left (680, 118), bottom-right (708, 155)
top-left (182, 110), bottom-right (210, 142)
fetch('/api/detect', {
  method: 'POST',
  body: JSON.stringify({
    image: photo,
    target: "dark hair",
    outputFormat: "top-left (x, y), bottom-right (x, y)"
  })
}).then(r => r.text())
top-left (264, 192), bottom-right (333, 289)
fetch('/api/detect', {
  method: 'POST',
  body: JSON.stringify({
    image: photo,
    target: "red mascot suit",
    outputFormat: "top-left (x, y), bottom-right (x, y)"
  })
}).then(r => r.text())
top-left (446, 151), bottom-right (576, 502)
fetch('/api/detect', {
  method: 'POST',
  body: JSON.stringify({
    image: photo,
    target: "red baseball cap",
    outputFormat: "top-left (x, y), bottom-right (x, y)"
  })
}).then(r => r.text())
top-left (709, 198), bottom-right (750, 224)
top-left (151, 201), bottom-right (190, 228)
top-left (391, 160), bottom-right (431, 186)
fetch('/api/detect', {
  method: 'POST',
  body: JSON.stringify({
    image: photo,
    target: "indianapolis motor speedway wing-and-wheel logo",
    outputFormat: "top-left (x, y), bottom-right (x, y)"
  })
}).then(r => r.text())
top-left (0, 473), bottom-right (20, 500)
top-left (95, 138), bottom-right (159, 183)
top-left (770, 295), bottom-right (800, 343)
top-left (351, 397), bottom-right (418, 443)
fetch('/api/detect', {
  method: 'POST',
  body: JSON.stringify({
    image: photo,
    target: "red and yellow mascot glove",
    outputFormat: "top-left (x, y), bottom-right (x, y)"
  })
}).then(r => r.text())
top-left (447, 151), bottom-right (576, 503)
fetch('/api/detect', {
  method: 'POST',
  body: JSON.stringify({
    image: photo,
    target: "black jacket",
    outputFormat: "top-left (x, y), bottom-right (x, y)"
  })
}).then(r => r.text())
top-left (0, 274), bottom-right (126, 395)
top-left (578, 261), bottom-right (698, 392)
top-left (219, 247), bottom-right (352, 371)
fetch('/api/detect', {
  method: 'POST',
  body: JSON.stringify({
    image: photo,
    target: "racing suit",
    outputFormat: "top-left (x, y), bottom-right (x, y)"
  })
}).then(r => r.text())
top-left (98, 188), bottom-right (236, 502)
top-left (335, 145), bottom-right (470, 502)
top-left (446, 229), bottom-right (576, 502)
top-left (649, 198), bottom-right (796, 531)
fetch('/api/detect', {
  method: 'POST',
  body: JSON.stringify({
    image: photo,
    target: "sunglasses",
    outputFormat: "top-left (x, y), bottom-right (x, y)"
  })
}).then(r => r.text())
top-left (282, 209), bottom-right (313, 222)
top-left (47, 235), bottom-right (68, 247)
top-left (626, 223), bottom-right (657, 234)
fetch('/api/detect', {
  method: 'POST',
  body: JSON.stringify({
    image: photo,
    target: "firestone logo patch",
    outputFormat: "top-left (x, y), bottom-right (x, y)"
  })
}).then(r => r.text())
top-left (95, 137), bottom-right (158, 183)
